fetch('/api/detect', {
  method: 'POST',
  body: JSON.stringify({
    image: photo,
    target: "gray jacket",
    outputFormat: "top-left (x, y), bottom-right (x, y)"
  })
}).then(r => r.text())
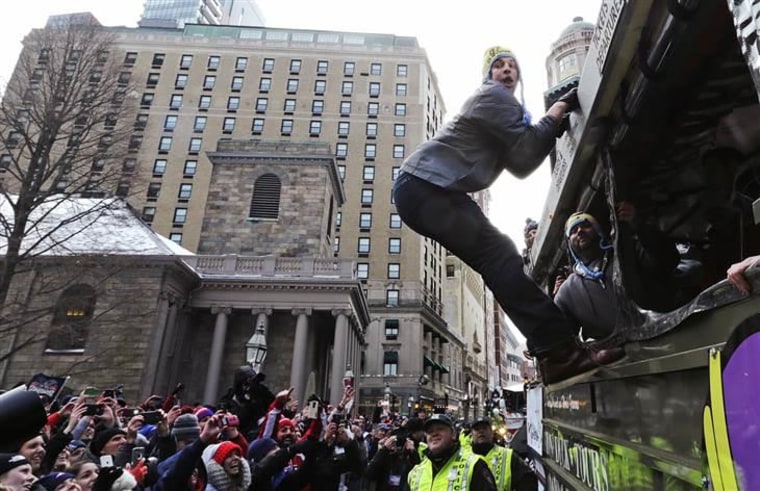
top-left (554, 258), bottom-right (617, 340)
top-left (400, 80), bottom-right (558, 192)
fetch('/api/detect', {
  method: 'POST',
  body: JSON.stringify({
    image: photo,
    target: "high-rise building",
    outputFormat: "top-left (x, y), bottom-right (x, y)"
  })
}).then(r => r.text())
top-left (139, 0), bottom-right (265, 29)
top-left (220, 0), bottom-right (265, 26)
top-left (544, 16), bottom-right (595, 106)
top-left (3, 18), bottom-right (459, 413)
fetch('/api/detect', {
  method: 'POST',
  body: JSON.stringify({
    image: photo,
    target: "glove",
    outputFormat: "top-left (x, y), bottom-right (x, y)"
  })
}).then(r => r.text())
top-left (557, 87), bottom-right (579, 112)
top-left (556, 114), bottom-right (570, 138)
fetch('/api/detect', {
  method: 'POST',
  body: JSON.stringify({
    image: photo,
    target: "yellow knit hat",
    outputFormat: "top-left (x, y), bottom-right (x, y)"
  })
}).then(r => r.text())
top-left (482, 45), bottom-right (518, 79)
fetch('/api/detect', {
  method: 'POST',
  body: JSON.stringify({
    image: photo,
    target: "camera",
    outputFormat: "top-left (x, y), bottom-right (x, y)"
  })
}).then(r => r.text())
top-left (84, 404), bottom-right (104, 416)
top-left (220, 415), bottom-right (239, 427)
top-left (393, 429), bottom-right (408, 448)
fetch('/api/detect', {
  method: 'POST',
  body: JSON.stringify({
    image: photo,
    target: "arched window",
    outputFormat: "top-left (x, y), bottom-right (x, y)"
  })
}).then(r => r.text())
top-left (249, 173), bottom-right (281, 220)
top-left (45, 284), bottom-right (96, 353)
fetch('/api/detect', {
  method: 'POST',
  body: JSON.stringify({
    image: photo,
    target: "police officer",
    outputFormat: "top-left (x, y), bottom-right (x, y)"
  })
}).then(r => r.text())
top-left (470, 418), bottom-right (537, 491)
top-left (407, 414), bottom-right (496, 491)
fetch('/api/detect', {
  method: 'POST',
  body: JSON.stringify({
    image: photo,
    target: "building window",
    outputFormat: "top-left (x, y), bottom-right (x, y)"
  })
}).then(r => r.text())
top-left (178, 183), bottom-right (192, 200)
top-left (249, 173), bottom-right (281, 220)
top-left (140, 93), bottom-right (154, 108)
top-left (134, 114), bottom-right (149, 130)
top-left (341, 81), bottom-right (353, 96)
top-left (389, 238), bottom-right (401, 254)
top-left (175, 74), bottom-right (188, 89)
top-left (314, 80), bottom-right (326, 95)
top-left (235, 56), bottom-right (248, 71)
top-left (393, 145), bottom-right (405, 159)
top-left (152, 53), bottom-right (165, 67)
top-left (361, 189), bottom-right (373, 204)
top-left (386, 289), bottom-right (400, 307)
top-left (199, 95), bottom-right (212, 110)
top-left (338, 122), bottom-right (350, 136)
top-left (312, 99), bottom-right (324, 115)
top-left (317, 60), bottom-right (328, 74)
top-left (194, 116), bottom-right (207, 132)
top-left (124, 52), bottom-right (137, 65)
top-left (344, 61), bottom-right (355, 76)
top-left (383, 351), bottom-right (399, 375)
top-left (385, 319), bottom-right (399, 339)
top-left (392, 166), bottom-right (400, 180)
top-left (227, 97), bottom-right (240, 111)
top-left (394, 124), bottom-right (406, 137)
top-left (336, 143), bottom-right (348, 159)
top-left (207, 55), bottom-right (221, 70)
top-left (363, 165), bottom-right (375, 182)
top-left (259, 77), bottom-right (272, 92)
top-left (359, 212), bottom-right (372, 229)
top-left (289, 59), bottom-right (301, 73)
top-left (256, 97), bottom-right (268, 113)
top-left (365, 144), bottom-right (377, 159)
top-left (262, 58), bottom-right (275, 72)
top-left (358, 237), bottom-right (371, 254)
top-left (446, 264), bottom-right (455, 278)
top-left (283, 99), bottom-right (296, 113)
top-left (147, 182), bottom-right (161, 199)
top-left (395, 103), bottom-right (406, 116)
top-left (170, 94), bottom-right (183, 110)
top-left (180, 54), bottom-right (193, 69)
top-left (333, 236), bottom-right (340, 255)
top-left (287, 79), bottom-right (299, 93)
top-left (309, 120), bottom-right (321, 136)
top-left (368, 102), bottom-right (379, 117)
top-left (281, 119), bottom-right (294, 134)
top-left (337, 165), bottom-right (346, 179)
top-left (203, 75), bottom-right (216, 90)
top-left (146, 72), bottom-right (160, 88)
top-left (142, 206), bottom-right (156, 223)
top-left (364, 123), bottom-right (378, 138)
top-left (370, 62), bottom-right (382, 75)
top-left (122, 158), bottom-right (136, 173)
top-left (251, 118), bottom-right (265, 134)
top-left (129, 135), bottom-right (143, 151)
top-left (357, 263), bottom-right (369, 279)
top-left (223, 117), bottom-right (236, 133)
top-left (173, 207), bottom-right (187, 224)
top-left (340, 101), bottom-right (351, 116)
top-left (183, 160), bottom-right (197, 176)
top-left (163, 115), bottom-right (178, 130)
top-left (158, 136), bottom-right (173, 152)
top-left (390, 213), bottom-right (402, 229)
top-left (396, 83), bottom-right (408, 96)
top-left (231, 76), bottom-right (244, 91)
top-left (336, 211), bottom-right (342, 228)
top-left (45, 284), bottom-right (96, 353)
top-left (388, 263), bottom-right (400, 279)
top-left (369, 82), bottom-right (381, 97)
top-left (397, 64), bottom-right (408, 77)
top-left (188, 137), bottom-right (202, 153)
top-left (169, 233), bottom-right (183, 244)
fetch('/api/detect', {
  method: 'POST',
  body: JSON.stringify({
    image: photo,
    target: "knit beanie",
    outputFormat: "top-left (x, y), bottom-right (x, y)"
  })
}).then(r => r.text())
top-left (194, 407), bottom-right (214, 421)
top-left (276, 418), bottom-right (296, 432)
top-left (0, 454), bottom-right (28, 477)
top-left (171, 414), bottom-right (201, 442)
top-left (89, 428), bottom-right (126, 457)
top-left (247, 438), bottom-right (278, 463)
top-left (564, 212), bottom-right (602, 238)
top-left (482, 45), bottom-right (529, 123)
top-left (212, 441), bottom-right (241, 465)
top-left (524, 218), bottom-right (538, 238)
top-left (38, 472), bottom-right (76, 491)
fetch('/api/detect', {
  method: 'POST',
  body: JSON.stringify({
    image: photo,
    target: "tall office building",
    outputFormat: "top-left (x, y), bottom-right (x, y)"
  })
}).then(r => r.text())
top-left (139, 0), bottom-right (265, 28)
top-left (220, 0), bottom-right (266, 26)
top-left (3, 17), bottom-right (462, 413)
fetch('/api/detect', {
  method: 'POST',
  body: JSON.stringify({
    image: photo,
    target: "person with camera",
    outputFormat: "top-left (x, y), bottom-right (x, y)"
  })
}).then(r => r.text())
top-left (309, 419), bottom-right (363, 491)
top-left (407, 414), bottom-right (496, 491)
top-left (365, 425), bottom-right (420, 491)
top-left (469, 419), bottom-right (536, 491)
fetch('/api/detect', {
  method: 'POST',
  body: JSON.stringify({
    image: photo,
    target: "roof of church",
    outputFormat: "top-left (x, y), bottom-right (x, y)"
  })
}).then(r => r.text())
top-left (0, 194), bottom-right (194, 257)
top-left (560, 16), bottom-right (595, 37)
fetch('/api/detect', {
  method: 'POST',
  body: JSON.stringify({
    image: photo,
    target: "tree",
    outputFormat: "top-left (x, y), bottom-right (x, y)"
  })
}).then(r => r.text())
top-left (0, 17), bottom-right (138, 311)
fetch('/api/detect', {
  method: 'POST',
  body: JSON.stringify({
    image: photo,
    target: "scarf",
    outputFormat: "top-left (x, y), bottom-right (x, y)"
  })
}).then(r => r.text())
top-left (205, 459), bottom-right (251, 491)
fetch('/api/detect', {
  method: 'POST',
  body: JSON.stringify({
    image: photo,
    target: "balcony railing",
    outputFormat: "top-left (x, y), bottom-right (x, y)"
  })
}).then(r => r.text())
top-left (183, 255), bottom-right (356, 279)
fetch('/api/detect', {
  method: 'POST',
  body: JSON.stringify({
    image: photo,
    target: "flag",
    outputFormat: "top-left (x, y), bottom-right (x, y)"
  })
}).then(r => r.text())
top-left (27, 373), bottom-right (68, 404)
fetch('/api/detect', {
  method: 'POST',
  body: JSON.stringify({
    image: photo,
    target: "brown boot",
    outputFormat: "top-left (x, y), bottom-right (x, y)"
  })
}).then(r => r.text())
top-left (538, 342), bottom-right (625, 387)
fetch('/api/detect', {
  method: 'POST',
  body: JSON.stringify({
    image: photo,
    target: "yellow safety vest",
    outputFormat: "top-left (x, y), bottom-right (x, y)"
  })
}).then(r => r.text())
top-left (483, 445), bottom-right (512, 491)
top-left (408, 447), bottom-right (480, 491)
top-left (418, 441), bottom-right (428, 460)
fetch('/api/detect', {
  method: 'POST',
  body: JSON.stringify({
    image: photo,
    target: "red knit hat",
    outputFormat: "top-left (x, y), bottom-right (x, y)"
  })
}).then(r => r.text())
top-left (277, 418), bottom-right (296, 432)
top-left (212, 441), bottom-right (241, 465)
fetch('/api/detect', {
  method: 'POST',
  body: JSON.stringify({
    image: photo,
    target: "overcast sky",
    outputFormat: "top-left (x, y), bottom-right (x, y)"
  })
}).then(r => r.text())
top-left (2, 0), bottom-right (603, 244)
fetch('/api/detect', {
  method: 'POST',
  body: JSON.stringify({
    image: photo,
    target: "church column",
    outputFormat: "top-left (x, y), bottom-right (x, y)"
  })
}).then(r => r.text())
top-left (290, 308), bottom-right (311, 404)
top-left (330, 310), bottom-right (351, 405)
top-left (203, 306), bottom-right (232, 405)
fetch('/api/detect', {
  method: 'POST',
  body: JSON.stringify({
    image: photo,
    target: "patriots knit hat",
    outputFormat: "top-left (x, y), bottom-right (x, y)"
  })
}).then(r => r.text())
top-left (564, 212), bottom-right (601, 238)
top-left (247, 438), bottom-right (278, 463)
top-left (276, 418), bottom-right (296, 432)
top-left (212, 441), bottom-right (242, 465)
top-left (482, 45), bottom-right (518, 80)
top-left (172, 413), bottom-right (201, 442)
top-left (0, 454), bottom-right (28, 476)
top-left (89, 428), bottom-right (126, 457)
top-left (38, 472), bottom-right (76, 491)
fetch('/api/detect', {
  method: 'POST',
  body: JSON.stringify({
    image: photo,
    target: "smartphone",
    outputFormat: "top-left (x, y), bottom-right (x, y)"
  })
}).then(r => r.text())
top-left (306, 400), bottom-right (319, 419)
top-left (343, 376), bottom-right (354, 388)
top-left (138, 411), bottom-right (163, 425)
top-left (82, 387), bottom-right (100, 398)
top-left (84, 404), bottom-right (104, 416)
top-left (102, 389), bottom-right (116, 399)
top-left (220, 415), bottom-right (239, 427)
top-left (131, 447), bottom-right (145, 466)
top-left (99, 455), bottom-right (114, 468)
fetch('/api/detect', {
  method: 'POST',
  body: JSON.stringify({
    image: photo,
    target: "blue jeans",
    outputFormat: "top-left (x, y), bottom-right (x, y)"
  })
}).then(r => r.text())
top-left (393, 172), bottom-right (576, 354)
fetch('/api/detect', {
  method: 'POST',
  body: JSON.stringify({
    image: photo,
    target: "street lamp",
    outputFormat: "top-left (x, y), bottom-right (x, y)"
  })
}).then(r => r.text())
top-left (246, 324), bottom-right (267, 372)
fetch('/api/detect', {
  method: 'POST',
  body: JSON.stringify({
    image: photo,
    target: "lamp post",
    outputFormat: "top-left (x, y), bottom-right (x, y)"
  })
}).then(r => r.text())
top-left (416, 374), bottom-right (429, 415)
top-left (408, 395), bottom-right (415, 416)
top-left (246, 324), bottom-right (267, 373)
